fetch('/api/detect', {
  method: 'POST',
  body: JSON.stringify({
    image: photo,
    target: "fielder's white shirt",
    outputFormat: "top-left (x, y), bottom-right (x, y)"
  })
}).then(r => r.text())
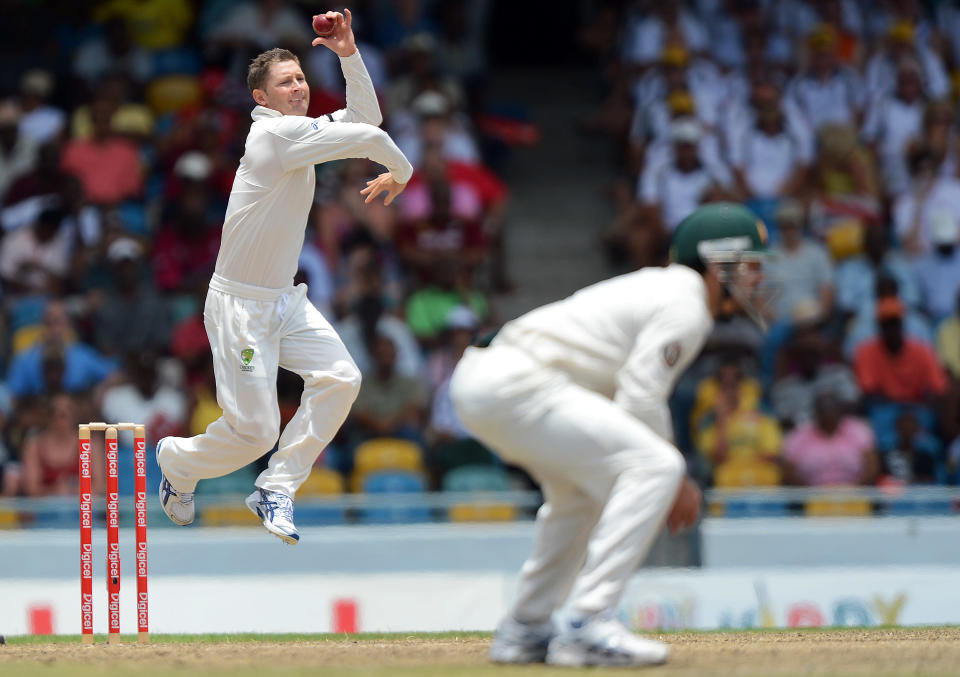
top-left (214, 51), bottom-right (413, 289)
top-left (494, 264), bottom-right (714, 439)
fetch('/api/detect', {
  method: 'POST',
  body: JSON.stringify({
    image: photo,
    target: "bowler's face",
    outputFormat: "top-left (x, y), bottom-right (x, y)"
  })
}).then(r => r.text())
top-left (256, 60), bottom-right (310, 116)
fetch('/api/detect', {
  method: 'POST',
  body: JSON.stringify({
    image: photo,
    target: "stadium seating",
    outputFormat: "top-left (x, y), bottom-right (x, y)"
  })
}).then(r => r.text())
top-left (433, 438), bottom-right (497, 474)
top-left (295, 467), bottom-right (347, 525)
top-left (804, 498), bottom-right (872, 517)
top-left (713, 459), bottom-right (782, 488)
top-left (356, 470), bottom-right (430, 524)
top-left (442, 465), bottom-right (516, 522)
top-left (350, 438), bottom-right (424, 492)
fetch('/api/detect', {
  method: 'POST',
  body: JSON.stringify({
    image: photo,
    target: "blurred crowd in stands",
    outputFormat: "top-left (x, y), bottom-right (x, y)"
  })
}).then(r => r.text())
top-left (584, 0), bottom-right (960, 492)
top-left (2, 0), bottom-right (960, 516)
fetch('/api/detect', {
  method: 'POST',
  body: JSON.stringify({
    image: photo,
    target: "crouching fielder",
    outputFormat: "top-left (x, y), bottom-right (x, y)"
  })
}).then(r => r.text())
top-left (156, 11), bottom-right (413, 544)
top-left (450, 203), bottom-right (769, 667)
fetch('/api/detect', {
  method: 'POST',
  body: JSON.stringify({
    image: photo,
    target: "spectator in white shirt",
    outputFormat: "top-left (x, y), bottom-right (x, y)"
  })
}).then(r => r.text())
top-left (836, 224), bottom-right (920, 319)
top-left (729, 80), bottom-right (812, 200)
top-left (769, 201), bottom-right (835, 321)
top-left (913, 212), bottom-right (960, 323)
top-left (632, 44), bottom-right (726, 133)
top-left (864, 20), bottom-right (949, 103)
top-left (638, 117), bottom-right (734, 231)
top-left (622, 2), bottom-right (709, 67)
top-left (0, 102), bottom-right (37, 205)
top-left (787, 25), bottom-right (865, 131)
top-left (861, 59), bottom-right (927, 196)
top-left (17, 70), bottom-right (65, 146)
top-left (894, 145), bottom-right (960, 256)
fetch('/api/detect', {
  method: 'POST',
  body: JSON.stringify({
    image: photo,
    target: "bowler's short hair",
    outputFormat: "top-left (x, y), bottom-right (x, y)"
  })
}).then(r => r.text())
top-left (247, 48), bottom-right (301, 93)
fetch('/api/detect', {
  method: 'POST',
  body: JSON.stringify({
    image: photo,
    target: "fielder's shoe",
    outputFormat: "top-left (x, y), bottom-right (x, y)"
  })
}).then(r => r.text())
top-left (489, 616), bottom-right (555, 664)
top-left (245, 488), bottom-right (300, 545)
top-left (156, 438), bottom-right (194, 526)
top-left (546, 611), bottom-right (669, 667)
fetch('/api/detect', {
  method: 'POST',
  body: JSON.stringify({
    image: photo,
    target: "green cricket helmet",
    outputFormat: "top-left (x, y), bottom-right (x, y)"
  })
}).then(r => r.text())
top-left (670, 202), bottom-right (769, 268)
top-left (670, 202), bottom-right (774, 328)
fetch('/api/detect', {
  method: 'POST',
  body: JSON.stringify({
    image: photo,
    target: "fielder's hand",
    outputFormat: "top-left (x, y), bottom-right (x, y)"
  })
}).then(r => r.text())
top-left (312, 9), bottom-right (357, 57)
top-left (666, 477), bottom-right (701, 534)
top-left (360, 172), bottom-right (407, 206)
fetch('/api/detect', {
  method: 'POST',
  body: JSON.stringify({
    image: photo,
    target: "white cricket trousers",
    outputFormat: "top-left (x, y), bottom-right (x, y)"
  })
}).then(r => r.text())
top-left (158, 274), bottom-right (361, 496)
top-left (450, 344), bottom-right (684, 621)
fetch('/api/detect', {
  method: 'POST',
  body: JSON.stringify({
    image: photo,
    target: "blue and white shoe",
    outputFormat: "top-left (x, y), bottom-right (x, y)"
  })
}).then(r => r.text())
top-left (156, 437), bottom-right (194, 526)
top-left (546, 611), bottom-right (669, 667)
top-left (245, 488), bottom-right (299, 545)
top-left (489, 616), bottom-right (555, 664)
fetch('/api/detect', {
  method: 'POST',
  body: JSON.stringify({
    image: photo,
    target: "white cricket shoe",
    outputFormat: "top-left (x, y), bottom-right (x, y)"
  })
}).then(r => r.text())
top-left (489, 616), bottom-right (555, 664)
top-left (245, 488), bottom-right (300, 545)
top-left (156, 438), bottom-right (194, 526)
top-left (546, 612), bottom-right (669, 667)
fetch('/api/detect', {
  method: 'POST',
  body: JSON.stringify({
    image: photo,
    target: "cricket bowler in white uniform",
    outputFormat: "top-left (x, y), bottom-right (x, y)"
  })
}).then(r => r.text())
top-left (450, 203), bottom-right (770, 666)
top-left (156, 10), bottom-right (413, 544)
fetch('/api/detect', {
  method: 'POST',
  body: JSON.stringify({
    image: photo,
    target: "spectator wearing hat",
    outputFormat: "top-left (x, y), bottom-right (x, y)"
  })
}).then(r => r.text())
top-left (386, 33), bottom-right (463, 115)
top-left (768, 201), bottom-right (835, 322)
top-left (94, 238), bottom-right (172, 357)
top-left (632, 44), bottom-right (724, 134)
top-left (894, 145), bottom-right (960, 257)
top-left (392, 90), bottom-right (480, 169)
top-left (60, 99), bottom-right (142, 206)
top-left (808, 123), bottom-right (880, 234)
top-left (17, 70), bottom-right (65, 145)
top-left (786, 24), bottom-right (865, 132)
top-left (844, 274), bottom-right (934, 360)
top-left (853, 297), bottom-right (948, 405)
top-left (783, 390), bottom-right (878, 487)
top-left (425, 306), bottom-right (479, 446)
top-left (638, 117), bottom-right (735, 231)
top-left (861, 58), bottom-right (927, 196)
top-left (623, 4), bottom-right (709, 67)
top-left (913, 212), bottom-right (960, 323)
top-left (0, 101), bottom-right (38, 205)
top-left (864, 20), bottom-right (949, 103)
top-left (5, 300), bottom-right (117, 398)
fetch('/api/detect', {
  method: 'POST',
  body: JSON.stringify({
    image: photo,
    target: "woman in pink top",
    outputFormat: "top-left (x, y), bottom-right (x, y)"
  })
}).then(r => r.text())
top-left (784, 392), bottom-right (879, 486)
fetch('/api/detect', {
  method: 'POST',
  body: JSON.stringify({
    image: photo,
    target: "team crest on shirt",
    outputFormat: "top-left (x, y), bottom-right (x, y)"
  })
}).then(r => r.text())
top-left (240, 348), bottom-right (255, 372)
top-left (663, 342), bottom-right (681, 367)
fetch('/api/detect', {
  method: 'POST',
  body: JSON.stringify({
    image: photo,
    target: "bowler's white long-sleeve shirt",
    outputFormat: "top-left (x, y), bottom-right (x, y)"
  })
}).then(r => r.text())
top-left (214, 51), bottom-right (413, 289)
top-left (494, 264), bottom-right (714, 440)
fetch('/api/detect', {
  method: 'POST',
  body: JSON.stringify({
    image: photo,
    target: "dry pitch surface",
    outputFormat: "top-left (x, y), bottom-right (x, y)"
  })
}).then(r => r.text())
top-left (3, 628), bottom-right (960, 677)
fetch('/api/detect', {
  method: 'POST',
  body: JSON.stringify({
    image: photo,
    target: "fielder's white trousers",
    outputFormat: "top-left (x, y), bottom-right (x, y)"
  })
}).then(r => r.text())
top-left (450, 344), bottom-right (684, 621)
top-left (158, 274), bottom-right (361, 496)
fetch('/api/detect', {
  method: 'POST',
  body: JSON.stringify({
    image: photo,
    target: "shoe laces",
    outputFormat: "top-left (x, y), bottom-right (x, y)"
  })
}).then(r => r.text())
top-left (261, 490), bottom-right (293, 521)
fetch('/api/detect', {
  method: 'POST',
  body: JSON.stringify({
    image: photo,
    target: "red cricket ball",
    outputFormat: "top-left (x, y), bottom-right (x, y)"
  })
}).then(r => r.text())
top-left (313, 14), bottom-right (335, 37)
